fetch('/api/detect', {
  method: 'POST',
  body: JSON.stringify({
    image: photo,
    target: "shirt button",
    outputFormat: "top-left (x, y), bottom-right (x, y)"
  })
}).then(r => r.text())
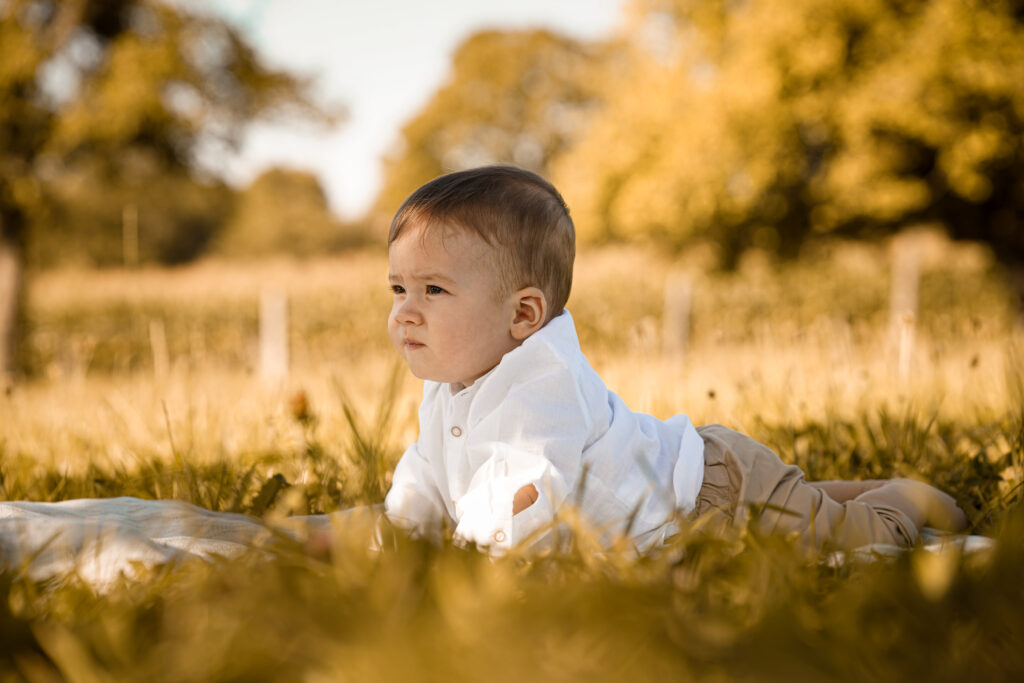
top-left (450, 426), bottom-right (463, 437)
top-left (493, 530), bottom-right (506, 543)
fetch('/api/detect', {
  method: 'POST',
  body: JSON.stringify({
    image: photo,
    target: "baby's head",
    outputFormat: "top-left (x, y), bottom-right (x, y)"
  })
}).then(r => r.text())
top-left (389, 165), bottom-right (575, 318)
top-left (387, 166), bottom-right (575, 388)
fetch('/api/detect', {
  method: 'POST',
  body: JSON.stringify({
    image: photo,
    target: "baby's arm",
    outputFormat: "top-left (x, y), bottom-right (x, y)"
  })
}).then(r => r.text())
top-left (513, 484), bottom-right (539, 515)
top-left (385, 443), bottom-right (450, 538)
top-left (454, 364), bottom-right (591, 549)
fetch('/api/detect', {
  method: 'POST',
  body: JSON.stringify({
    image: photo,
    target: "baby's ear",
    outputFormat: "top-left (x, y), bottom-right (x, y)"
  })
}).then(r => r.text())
top-left (510, 287), bottom-right (547, 340)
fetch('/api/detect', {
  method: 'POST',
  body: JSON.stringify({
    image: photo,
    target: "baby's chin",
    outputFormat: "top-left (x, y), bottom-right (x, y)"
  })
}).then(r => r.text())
top-left (408, 364), bottom-right (499, 389)
top-left (404, 364), bottom-right (454, 385)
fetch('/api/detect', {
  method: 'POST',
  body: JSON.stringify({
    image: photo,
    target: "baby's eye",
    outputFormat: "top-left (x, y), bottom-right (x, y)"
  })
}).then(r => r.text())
top-left (390, 284), bottom-right (405, 295)
top-left (425, 285), bottom-right (447, 295)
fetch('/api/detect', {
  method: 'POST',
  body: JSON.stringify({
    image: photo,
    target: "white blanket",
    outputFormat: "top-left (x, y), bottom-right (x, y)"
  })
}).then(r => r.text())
top-left (0, 497), bottom-right (996, 591)
top-left (0, 497), bottom-right (340, 590)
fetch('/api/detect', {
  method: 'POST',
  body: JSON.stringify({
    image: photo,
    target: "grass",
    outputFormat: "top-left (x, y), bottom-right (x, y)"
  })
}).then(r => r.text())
top-left (2, 233), bottom-right (1023, 681)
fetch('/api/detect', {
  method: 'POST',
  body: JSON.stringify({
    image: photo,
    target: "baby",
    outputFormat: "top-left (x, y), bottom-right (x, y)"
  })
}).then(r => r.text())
top-left (382, 165), bottom-right (967, 553)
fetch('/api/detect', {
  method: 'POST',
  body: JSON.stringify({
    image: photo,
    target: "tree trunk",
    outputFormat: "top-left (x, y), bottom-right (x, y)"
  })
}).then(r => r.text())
top-left (1008, 263), bottom-right (1024, 330)
top-left (0, 234), bottom-right (23, 388)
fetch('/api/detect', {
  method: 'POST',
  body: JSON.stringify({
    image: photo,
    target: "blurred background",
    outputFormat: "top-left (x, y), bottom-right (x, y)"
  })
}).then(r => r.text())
top-left (1, 0), bottom-right (1022, 388)
top-left (3, 5), bottom-right (1023, 676)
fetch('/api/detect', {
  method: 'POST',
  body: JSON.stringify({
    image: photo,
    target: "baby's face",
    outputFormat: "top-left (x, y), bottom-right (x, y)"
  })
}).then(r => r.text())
top-left (388, 222), bottom-right (520, 389)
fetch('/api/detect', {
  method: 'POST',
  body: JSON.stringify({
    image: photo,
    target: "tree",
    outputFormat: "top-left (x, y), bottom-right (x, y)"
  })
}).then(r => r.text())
top-left (214, 167), bottom-right (356, 258)
top-left (0, 0), bottom-right (330, 382)
top-left (26, 155), bottom-right (234, 266)
top-left (552, 0), bottom-right (1024, 283)
top-left (371, 28), bottom-right (612, 230)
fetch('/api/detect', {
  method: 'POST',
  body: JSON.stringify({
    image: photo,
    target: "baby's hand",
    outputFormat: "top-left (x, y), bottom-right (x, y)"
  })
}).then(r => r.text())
top-left (305, 529), bottom-right (334, 560)
top-left (513, 484), bottom-right (539, 515)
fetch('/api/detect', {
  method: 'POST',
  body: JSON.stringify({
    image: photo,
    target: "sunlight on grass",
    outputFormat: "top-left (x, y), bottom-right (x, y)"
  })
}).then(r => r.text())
top-left (2, 238), bottom-right (1023, 680)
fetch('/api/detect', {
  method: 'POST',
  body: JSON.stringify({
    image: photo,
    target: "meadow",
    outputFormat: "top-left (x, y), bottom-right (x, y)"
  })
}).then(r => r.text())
top-left (2, 232), bottom-right (1023, 681)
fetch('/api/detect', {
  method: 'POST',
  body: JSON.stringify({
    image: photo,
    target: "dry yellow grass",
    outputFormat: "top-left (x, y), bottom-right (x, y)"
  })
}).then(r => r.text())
top-left (2, 238), bottom-right (1023, 681)
top-left (13, 235), bottom-right (1019, 465)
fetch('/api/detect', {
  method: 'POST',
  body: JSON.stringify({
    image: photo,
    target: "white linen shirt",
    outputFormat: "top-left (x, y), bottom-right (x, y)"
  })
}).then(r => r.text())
top-left (383, 310), bottom-right (705, 552)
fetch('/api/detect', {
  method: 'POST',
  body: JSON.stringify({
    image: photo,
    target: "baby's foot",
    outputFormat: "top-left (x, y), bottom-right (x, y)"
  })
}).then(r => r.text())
top-left (893, 478), bottom-right (968, 532)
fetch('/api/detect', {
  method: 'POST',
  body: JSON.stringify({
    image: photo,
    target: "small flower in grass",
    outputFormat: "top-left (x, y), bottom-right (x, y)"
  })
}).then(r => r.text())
top-left (290, 389), bottom-right (313, 425)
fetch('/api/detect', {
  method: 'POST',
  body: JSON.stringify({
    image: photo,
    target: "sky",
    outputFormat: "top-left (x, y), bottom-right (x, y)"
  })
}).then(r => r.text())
top-left (191, 0), bottom-right (626, 219)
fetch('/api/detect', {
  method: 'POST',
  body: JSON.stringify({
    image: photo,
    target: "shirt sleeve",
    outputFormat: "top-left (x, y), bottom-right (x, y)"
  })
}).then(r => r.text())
top-left (384, 443), bottom-right (449, 541)
top-left (452, 365), bottom-right (591, 553)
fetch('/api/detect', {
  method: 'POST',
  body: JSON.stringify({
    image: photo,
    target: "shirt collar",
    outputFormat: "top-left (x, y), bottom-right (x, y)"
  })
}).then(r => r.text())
top-left (522, 309), bottom-right (579, 354)
top-left (443, 309), bottom-right (579, 398)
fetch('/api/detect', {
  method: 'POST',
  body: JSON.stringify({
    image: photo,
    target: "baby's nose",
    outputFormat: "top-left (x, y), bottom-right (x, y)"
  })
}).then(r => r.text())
top-left (395, 298), bottom-right (422, 323)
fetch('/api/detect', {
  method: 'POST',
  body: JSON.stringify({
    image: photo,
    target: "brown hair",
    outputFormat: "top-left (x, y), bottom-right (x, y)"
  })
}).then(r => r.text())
top-left (388, 165), bottom-right (575, 320)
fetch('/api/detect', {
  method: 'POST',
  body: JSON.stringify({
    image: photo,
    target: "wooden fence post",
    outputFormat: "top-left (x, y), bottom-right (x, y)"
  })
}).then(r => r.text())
top-left (662, 272), bottom-right (693, 357)
top-left (259, 289), bottom-right (289, 384)
top-left (149, 318), bottom-right (169, 381)
top-left (890, 235), bottom-right (920, 381)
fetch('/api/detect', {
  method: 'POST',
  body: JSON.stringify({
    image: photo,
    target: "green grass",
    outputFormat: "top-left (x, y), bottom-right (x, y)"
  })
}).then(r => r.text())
top-left (3, 236), bottom-right (1023, 681)
top-left (2, 388), bottom-right (1021, 681)
top-left (1, 479), bottom-right (1022, 681)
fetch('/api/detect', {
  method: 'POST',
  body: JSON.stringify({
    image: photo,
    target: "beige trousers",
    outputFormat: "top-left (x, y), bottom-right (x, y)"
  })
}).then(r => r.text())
top-left (693, 425), bottom-right (917, 550)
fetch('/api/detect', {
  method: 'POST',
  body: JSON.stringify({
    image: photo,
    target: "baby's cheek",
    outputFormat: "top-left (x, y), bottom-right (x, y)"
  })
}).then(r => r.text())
top-left (386, 322), bottom-right (403, 351)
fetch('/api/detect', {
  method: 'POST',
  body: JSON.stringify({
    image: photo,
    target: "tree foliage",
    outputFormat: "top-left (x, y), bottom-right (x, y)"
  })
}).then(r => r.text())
top-left (552, 0), bottom-right (1024, 267)
top-left (374, 2), bottom-right (1023, 280)
top-left (0, 0), bottom-right (329, 379)
top-left (214, 167), bottom-right (361, 258)
top-left (0, 0), bottom-right (326, 263)
top-left (371, 28), bottom-right (612, 230)
top-left (27, 155), bottom-right (234, 266)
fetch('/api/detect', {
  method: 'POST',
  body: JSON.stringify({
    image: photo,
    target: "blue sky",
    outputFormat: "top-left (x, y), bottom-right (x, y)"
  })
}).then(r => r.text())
top-left (186, 0), bottom-right (625, 218)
